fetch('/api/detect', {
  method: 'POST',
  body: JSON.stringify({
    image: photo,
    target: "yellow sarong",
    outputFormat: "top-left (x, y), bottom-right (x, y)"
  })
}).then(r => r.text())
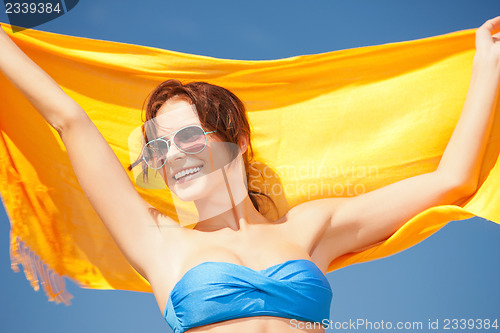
top-left (1, 23), bottom-right (499, 305)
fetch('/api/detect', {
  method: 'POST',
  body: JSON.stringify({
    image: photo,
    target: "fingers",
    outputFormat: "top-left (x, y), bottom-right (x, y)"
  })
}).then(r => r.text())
top-left (476, 16), bottom-right (500, 49)
top-left (478, 16), bottom-right (500, 34)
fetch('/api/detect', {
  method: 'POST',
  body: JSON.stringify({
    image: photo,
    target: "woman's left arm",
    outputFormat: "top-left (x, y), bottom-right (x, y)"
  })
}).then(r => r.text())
top-left (436, 16), bottom-right (500, 186)
top-left (294, 17), bottom-right (500, 261)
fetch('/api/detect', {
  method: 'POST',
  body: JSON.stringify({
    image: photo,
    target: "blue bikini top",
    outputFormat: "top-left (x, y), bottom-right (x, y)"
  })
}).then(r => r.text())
top-left (163, 259), bottom-right (332, 333)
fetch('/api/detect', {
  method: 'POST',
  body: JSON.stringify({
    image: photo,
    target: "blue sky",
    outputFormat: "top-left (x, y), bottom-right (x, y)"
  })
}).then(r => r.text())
top-left (1, 1), bottom-right (500, 332)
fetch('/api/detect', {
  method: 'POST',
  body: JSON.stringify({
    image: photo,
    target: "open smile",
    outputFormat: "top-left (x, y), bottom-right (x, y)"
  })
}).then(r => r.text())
top-left (174, 165), bottom-right (203, 183)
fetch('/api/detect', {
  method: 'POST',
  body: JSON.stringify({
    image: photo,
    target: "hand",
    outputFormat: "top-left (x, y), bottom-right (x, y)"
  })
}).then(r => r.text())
top-left (475, 16), bottom-right (500, 67)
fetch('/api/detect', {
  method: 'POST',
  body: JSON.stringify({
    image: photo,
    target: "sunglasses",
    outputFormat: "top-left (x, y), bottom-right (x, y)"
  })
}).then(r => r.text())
top-left (142, 125), bottom-right (216, 169)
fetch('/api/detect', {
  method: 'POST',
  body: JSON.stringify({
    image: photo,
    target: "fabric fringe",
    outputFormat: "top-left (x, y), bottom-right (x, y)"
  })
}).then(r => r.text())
top-left (9, 235), bottom-right (73, 305)
top-left (1, 125), bottom-right (73, 305)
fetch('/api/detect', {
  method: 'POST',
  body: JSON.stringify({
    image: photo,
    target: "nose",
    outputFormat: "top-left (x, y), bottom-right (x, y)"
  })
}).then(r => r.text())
top-left (165, 141), bottom-right (186, 162)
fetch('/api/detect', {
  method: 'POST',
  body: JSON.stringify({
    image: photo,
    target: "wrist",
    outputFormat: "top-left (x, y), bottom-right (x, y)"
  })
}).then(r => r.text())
top-left (472, 53), bottom-right (500, 74)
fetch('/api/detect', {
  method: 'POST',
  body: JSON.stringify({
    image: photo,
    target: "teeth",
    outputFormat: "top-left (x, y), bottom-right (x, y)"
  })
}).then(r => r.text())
top-left (174, 166), bottom-right (201, 180)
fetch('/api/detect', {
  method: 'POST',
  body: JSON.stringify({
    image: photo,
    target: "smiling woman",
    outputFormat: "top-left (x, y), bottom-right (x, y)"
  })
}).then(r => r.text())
top-left (1, 11), bottom-right (500, 333)
top-left (127, 80), bottom-right (275, 216)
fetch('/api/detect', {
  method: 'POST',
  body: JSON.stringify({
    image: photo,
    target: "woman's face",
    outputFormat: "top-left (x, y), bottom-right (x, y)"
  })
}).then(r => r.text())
top-left (153, 97), bottom-right (237, 202)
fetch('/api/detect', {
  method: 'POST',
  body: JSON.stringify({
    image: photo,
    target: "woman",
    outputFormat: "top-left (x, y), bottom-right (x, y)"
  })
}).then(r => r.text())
top-left (1, 16), bottom-right (499, 333)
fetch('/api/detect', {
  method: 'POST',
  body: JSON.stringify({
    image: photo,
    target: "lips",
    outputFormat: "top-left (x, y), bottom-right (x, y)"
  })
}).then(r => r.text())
top-left (172, 165), bottom-right (203, 183)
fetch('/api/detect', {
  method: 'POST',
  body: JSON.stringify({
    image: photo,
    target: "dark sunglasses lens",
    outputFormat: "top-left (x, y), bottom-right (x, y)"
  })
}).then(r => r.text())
top-left (175, 126), bottom-right (207, 153)
top-left (143, 140), bottom-right (169, 169)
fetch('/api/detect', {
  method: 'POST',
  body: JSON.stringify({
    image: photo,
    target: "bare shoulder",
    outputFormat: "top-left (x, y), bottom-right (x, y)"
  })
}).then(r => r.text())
top-left (139, 206), bottom-right (190, 275)
top-left (147, 206), bottom-right (187, 237)
top-left (285, 197), bottom-right (349, 227)
top-left (278, 197), bottom-right (349, 257)
top-left (155, 208), bottom-right (194, 252)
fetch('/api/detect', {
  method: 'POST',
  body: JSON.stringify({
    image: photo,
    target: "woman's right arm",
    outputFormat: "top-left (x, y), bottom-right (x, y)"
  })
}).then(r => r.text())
top-left (0, 26), bottom-right (80, 131)
top-left (0, 26), bottom-right (180, 280)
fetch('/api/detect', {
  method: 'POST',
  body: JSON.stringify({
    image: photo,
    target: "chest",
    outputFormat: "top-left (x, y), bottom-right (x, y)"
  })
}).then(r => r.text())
top-left (175, 223), bottom-right (309, 273)
top-left (148, 216), bottom-right (327, 314)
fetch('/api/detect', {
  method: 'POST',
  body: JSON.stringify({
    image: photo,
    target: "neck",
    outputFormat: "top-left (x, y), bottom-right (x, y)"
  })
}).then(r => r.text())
top-left (192, 195), bottom-right (269, 232)
top-left (182, 152), bottom-right (269, 232)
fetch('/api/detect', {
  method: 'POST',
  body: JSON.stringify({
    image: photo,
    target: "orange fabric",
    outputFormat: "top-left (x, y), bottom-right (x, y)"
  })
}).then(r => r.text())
top-left (0, 23), bottom-right (499, 304)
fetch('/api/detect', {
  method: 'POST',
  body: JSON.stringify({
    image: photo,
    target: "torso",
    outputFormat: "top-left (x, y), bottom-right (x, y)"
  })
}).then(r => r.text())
top-left (146, 205), bottom-right (333, 333)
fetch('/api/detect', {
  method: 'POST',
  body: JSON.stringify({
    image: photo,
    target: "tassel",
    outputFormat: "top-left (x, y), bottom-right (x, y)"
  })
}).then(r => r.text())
top-left (2, 133), bottom-right (73, 305)
top-left (10, 236), bottom-right (73, 305)
top-left (9, 229), bottom-right (20, 273)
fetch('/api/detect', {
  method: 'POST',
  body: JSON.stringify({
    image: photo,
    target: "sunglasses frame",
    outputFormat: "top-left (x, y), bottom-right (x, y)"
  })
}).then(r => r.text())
top-left (142, 124), bottom-right (216, 170)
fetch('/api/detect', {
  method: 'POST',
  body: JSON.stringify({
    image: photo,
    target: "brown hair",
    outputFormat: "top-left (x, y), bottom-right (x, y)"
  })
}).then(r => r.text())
top-left (128, 79), bottom-right (274, 213)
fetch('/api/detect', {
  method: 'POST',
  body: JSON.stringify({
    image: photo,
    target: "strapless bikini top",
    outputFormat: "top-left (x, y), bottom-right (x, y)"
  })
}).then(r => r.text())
top-left (163, 259), bottom-right (332, 333)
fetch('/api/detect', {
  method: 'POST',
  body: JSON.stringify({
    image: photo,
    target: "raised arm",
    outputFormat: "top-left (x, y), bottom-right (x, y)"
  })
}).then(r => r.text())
top-left (437, 17), bottom-right (500, 185)
top-left (0, 26), bottom-right (180, 279)
top-left (292, 17), bottom-right (500, 264)
top-left (0, 26), bottom-right (80, 131)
